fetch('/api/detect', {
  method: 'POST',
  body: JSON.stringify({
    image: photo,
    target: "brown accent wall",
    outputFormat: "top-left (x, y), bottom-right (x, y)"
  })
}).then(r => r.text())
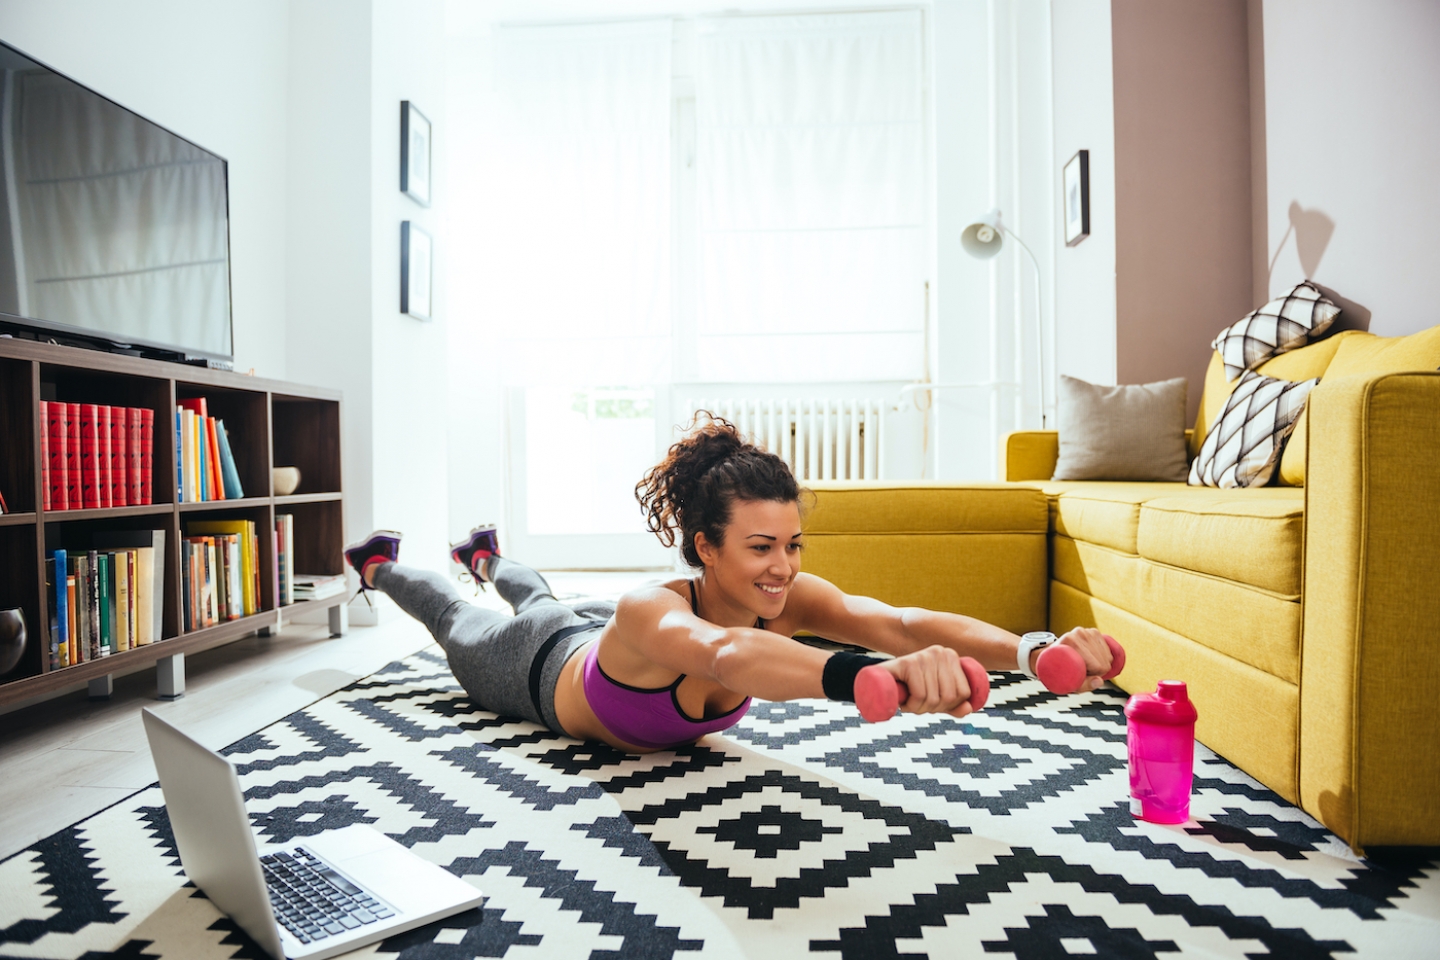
top-left (1111, 0), bottom-right (1255, 421)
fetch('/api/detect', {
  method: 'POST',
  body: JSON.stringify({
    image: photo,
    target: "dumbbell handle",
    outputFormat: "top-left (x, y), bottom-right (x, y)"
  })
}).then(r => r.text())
top-left (853, 656), bottom-right (990, 723)
top-left (1034, 634), bottom-right (1126, 694)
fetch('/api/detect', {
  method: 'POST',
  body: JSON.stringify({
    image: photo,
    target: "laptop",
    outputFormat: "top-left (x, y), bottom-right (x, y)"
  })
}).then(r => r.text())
top-left (142, 709), bottom-right (485, 960)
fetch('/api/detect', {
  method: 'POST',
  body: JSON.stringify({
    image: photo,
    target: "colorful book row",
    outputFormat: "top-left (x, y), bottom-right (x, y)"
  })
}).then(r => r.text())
top-left (176, 398), bottom-right (244, 503)
top-left (41, 401), bottom-right (155, 511)
top-left (182, 520), bottom-right (262, 632)
top-left (47, 531), bottom-right (166, 669)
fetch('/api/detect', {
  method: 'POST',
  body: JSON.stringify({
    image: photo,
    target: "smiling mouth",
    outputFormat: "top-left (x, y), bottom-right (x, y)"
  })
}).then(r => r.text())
top-left (756, 583), bottom-right (786, 596)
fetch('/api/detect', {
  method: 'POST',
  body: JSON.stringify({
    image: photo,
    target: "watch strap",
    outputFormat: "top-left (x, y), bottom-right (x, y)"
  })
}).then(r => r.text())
top-left (1017, 631), bottom-right (1057, 681)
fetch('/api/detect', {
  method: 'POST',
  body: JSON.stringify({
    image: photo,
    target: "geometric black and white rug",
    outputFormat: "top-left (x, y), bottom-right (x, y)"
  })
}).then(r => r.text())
top-left (2, 646), bottom-right (1436, 959)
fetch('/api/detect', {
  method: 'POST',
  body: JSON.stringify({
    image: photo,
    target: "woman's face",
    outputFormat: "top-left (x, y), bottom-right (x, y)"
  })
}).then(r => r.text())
top-left (696, 498), bottom-right (804, 620)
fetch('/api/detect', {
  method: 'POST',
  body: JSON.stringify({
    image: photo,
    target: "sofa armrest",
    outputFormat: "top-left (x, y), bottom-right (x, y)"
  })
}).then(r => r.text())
top-left (1002, 431), bottom-right (1058, 481)
top-left (1301, 370), bottom-right (1440, 849)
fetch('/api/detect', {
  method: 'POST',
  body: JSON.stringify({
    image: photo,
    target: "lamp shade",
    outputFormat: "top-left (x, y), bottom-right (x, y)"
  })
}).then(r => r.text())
top-left (960, 208), bottom-right (1005, 259)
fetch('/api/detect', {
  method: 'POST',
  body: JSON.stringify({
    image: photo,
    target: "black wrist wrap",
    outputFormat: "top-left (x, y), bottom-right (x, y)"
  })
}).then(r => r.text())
top-left (822, 651), bottom-right (886, 702)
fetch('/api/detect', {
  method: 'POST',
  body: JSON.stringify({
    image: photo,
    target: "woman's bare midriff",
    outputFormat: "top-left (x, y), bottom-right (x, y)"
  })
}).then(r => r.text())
top-left (552, 583), bottom-right (755, 752)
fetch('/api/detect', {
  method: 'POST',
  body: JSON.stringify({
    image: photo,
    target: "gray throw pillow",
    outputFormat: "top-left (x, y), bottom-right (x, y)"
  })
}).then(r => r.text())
top-left (1052, 375), bottom-right (1190, 481)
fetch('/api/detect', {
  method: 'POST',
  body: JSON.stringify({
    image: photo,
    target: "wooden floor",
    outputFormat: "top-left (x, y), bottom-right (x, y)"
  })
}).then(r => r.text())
top-left (0, 570), bottom-right (659, 862)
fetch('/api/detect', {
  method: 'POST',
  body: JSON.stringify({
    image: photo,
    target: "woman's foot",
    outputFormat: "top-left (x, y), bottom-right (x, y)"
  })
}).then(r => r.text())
top-left (450, 524), bottom-right (500, 590)
top-left (344, 530), bottom-right (402, 601)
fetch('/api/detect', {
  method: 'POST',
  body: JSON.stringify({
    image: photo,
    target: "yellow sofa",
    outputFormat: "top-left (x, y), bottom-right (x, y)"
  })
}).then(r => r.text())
top-left (805, 327), bottom-right (1440, 851)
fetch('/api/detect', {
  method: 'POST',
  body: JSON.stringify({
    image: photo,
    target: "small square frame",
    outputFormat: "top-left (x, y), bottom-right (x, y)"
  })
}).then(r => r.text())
top-left (400, 101), bottom-right (431, 207)
top-left (1064, 150), bottom-right (1090, 246)
top-left (401, 221), bottom-right (432, 320)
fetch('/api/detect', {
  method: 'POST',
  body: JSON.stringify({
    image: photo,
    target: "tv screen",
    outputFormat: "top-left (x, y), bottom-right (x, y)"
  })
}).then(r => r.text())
top-left (0, 40), bottom-right (233, 363)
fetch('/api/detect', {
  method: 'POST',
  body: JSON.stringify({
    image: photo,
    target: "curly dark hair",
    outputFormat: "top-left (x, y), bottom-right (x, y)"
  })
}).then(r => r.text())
top-left (636, 412), bottom-right (805, 568)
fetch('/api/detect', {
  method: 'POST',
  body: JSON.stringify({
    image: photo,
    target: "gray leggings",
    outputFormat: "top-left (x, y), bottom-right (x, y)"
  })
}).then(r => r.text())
top-left (371, 558), bottom-right (612, 735)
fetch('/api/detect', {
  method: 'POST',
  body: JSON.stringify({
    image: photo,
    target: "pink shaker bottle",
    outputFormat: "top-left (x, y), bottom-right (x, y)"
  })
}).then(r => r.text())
top-left (1124, 680), bottom-right (1198, 824)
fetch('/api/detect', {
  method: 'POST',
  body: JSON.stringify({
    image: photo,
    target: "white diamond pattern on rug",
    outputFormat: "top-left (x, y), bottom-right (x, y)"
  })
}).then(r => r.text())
top-left (0, 646), bottom-right (1436, 960)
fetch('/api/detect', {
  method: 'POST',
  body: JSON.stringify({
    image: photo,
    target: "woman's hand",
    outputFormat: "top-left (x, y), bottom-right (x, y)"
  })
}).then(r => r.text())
top-left (1030, 627), bottom-right (1116, 693)
top-left (883, 645), bottom-right (983, 718)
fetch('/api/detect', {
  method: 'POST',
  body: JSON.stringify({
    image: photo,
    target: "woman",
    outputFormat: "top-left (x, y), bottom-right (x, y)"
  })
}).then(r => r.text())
top-left (343, 415), bottom-right (1115, 753)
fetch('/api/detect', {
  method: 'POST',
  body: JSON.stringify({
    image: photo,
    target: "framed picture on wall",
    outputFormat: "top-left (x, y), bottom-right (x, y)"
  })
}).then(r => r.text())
top-left (401, 221), bottom-right (432, 320)
top-left (401, 101), bottom-right (431, 206)
top-left (1064, 150), bottom-right (1090, 246)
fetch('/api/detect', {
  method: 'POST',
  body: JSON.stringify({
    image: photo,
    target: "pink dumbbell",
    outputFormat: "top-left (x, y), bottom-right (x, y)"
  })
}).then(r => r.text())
top-left (853, 656), bottom-right (990, 723)
top-left (1033, 634), bottom-right (1126, 694)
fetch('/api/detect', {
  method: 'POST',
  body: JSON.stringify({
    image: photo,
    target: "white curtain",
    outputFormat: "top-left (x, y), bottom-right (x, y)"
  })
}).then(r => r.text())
top-left (695, 11), bottom-right (926, 382)
top-left (12, 70), bottom-right (229, 355)
top-left (489, 21), bottom-right (672, 386)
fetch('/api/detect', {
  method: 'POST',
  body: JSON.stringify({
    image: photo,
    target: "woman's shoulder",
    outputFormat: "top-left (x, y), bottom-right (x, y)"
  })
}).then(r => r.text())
top-left (615, 577), bottom-right (692, 615)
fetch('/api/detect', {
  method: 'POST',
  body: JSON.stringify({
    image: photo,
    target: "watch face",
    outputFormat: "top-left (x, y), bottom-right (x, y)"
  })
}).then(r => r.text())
top-left (1022, 632), bottom-right (1057, 644)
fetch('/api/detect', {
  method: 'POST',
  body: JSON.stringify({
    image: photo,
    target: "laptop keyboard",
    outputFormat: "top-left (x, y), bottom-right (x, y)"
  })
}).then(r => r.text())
top-left (261, 847), bottom-right (395, 945)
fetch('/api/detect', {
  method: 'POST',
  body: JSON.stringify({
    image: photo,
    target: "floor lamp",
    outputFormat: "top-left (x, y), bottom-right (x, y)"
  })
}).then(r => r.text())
top-left (960, 208), bottom-right (1048, 428)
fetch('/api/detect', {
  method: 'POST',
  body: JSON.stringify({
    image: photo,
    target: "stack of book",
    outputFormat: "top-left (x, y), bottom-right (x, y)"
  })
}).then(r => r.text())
top-left (293, 573), bottom-right (345, 602)
top-left (276, 513), bottom-right (295, 605)
top-left (41, 401), bottom-right (155, 511)
top-left (182, 520), bottom-right (262, 631)
top-left (176, 398), bottom-right (244, 503)
top-left (46, 531), bottom-right (166, 669)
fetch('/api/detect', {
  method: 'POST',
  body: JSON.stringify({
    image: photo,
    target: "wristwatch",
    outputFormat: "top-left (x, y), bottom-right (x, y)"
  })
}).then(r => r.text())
top-left (1016, 631), bottom-right (1058, 680)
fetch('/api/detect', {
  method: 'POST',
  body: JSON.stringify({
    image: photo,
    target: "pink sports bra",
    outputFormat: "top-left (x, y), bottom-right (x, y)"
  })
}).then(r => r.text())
top-left (581, 580), bottom-right (754, 750)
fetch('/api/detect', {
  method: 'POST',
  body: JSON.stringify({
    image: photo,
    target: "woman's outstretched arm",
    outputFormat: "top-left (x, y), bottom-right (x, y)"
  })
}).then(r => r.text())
top-left (606, 585), bottom-right (978, 716)
top-left (782, 574), bottom-right (1115, 691)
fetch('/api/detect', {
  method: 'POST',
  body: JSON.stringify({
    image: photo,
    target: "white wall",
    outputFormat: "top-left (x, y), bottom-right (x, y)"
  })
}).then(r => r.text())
top-left (286, 0), bottom-right (375, 547)
top-left (288, 0), bottom-right (451, 579)
top-left (0, 0), bottom-right (291, 378)
top-left (369, 0), bottom-right (451, 571)
top-left (442, 20), bottom-right (508, 547)
top-left (1049, 0), bottom-right (1116, 389)
top-left (1262, 0), bottom-right (1440, 336)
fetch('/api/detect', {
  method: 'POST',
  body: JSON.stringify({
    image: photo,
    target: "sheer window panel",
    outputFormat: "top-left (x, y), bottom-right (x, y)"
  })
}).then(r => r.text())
top-left (490, 20), bottom-right (673, 387)
top-left (694, 11), bottom-right (926, 382)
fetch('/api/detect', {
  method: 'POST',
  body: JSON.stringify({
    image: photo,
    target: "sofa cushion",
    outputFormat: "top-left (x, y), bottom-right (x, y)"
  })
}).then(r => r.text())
top-left (1210, 279), bottom-right (1340, 380)
top-left (1045, 482), bottom-right (1295, 555)
top-left (1279, 324), bottom-right (1440, 486)
top-left (1191, 332), bottom-right (1358, 461)
top-left (1138, 491), bottom-right (1305, 595)
top-left (1051, 375), bottom-right (1189, 481)
top-left (803, 482), bottom-right (1048, 534)
top-left (1188, 371), bottom-right (1318, 488)
top-left (1053, 535), bottom-right (1301, 682)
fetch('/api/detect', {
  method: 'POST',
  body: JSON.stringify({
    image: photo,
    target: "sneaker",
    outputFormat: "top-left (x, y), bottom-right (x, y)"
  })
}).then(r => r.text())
top-left (450, 524), bottom-right (500, 587)
top-left (344, 530), bottom-right (402, 599)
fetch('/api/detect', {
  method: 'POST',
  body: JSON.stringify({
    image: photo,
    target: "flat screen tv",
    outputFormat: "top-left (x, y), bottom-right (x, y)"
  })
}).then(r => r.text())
top-left (0, 39), bottom-right (233, 365)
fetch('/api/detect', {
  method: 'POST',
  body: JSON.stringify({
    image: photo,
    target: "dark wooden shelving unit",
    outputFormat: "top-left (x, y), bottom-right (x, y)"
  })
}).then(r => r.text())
top-left (0, 338), bottom-right (347, 709)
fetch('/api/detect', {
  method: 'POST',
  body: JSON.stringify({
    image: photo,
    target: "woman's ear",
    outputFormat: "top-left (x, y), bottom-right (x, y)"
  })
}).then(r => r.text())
top-left (694, 531), bottom-right (717, 566)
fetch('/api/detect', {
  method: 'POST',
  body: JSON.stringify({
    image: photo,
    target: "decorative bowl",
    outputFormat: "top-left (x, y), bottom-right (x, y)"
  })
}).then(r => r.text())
top-left (0, 608), bottom-right (27, 676)
top-left (272, 466), bottom-right (302, 497)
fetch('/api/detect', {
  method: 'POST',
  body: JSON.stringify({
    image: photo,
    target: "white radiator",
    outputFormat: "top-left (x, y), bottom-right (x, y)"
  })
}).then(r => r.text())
top-left (688, 398), bottom-right (885, 481)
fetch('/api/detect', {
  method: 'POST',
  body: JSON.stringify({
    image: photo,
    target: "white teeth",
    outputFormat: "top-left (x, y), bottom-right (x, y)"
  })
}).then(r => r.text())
top-left (758, 584), bottom-right (784, 595)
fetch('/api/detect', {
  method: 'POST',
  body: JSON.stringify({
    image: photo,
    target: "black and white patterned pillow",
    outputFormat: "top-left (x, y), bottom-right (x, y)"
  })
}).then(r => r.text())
top-left (1211, 281), bottom-right (1340, 381)
top-left (1188, 371), bottom-right (1319, 488)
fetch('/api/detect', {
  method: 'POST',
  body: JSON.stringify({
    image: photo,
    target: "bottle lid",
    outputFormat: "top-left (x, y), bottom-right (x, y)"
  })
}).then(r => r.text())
top-left (1124, 680), bottom-right (1198, 725)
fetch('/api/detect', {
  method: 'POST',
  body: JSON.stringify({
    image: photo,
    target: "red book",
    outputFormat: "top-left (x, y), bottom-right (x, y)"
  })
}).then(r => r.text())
top-left (64, 403), bottom-right (81, 510)
top-left (205, 417), bottom-right (226, 500)
top-left (46, 401), bottom-right (66, 510)
top-left (79, 403), bottom-right (101, 509)
top-left (177, 397), bottom-right (207, 418)
top-left (127, 407), bottom-right (143, 506)
top-left (40, 401), bottom-right (51, 511)
top-left (110, 407), bottom-right (130, 507)
top-left (96, 405), bottom-right (113, 509)
top-left (139, 409), bottom-right (154, 505)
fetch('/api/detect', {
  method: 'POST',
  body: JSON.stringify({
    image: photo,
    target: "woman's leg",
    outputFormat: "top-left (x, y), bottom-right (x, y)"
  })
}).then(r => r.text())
top-left (370, 561), bottom-right (594, 731)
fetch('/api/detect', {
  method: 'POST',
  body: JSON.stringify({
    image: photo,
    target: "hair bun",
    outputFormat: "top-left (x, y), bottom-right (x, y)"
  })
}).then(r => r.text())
top-left (635, 412), bottom-right (801, 567)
